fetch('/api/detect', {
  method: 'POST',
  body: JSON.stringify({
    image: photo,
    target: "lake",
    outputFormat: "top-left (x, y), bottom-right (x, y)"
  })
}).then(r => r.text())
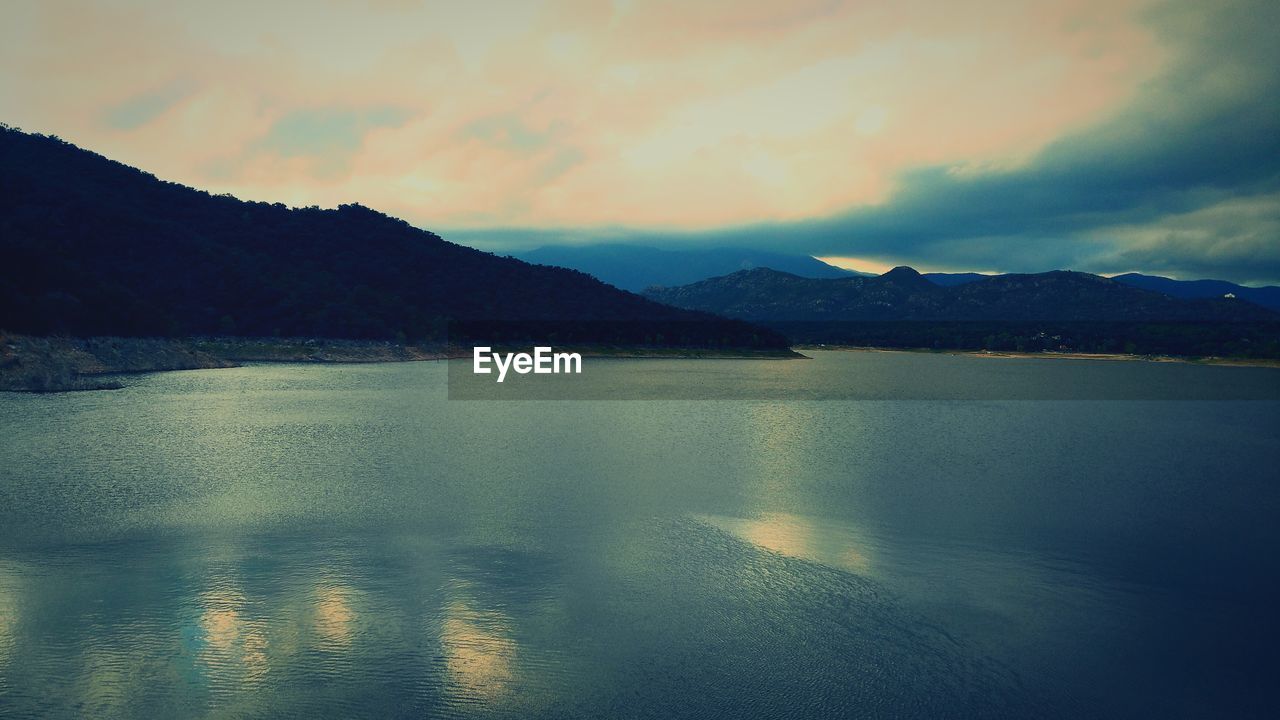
top-left (0, 351), bottom-right (1277, 718)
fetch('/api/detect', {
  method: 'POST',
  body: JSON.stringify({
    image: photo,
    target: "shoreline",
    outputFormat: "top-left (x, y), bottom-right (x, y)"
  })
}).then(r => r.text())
top-left (8, 334), bottom-right (1276, 393)
top-left (0, 334), bottom-right (802, 393)
top-left (795, 344), bottom-right (1280, 369)
top-left (195, 338), bottom-right (805, 363)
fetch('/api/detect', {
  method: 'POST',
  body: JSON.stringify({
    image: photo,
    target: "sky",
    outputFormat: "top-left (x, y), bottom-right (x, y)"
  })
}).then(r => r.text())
top-left (2, 0), bottom-right (1277, 283)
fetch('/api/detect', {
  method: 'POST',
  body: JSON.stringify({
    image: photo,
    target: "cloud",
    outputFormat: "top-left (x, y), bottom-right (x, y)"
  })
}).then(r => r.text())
top-left (457, 0), bottom-right (1280, 284)
top-left (1095, 194), bottom-right (1280, 284)
top-left (690, 0), bottom-right (1280, 281)
top-left (1, 0), bottom-right (1160, 223)
top-left (257, 107), bottom-right (411, 159)
top-left (101, 80), bottom-right (194, 131)
top-left (461, 113), bottom-right (559, 152)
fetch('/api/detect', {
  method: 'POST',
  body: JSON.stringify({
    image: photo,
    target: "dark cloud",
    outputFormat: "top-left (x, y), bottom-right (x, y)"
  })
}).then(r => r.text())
top-left (1099, 193), bottom-right (1280, 283)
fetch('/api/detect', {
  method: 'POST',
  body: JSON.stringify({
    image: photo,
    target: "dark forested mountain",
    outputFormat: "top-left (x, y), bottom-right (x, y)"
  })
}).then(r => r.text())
top-left (1110, 273), bottom-right (1280, 312)
top-left (0, 126), bottom-right (785, 349)
top-left (646, 267), bottom-right (1280, 356)
top-left (514, 243), bottom-right (863, 292)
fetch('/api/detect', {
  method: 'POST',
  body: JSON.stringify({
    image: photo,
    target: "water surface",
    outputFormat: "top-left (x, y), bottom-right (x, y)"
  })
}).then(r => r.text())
top-left (1, 351), bottom-right (1277, 718)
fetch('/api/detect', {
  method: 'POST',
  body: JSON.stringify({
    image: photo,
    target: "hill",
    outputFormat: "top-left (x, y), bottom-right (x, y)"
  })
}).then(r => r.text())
top-left (0, 125), bottom-right (786, 351)
top-left (514, 243), bottom-right (863, 292)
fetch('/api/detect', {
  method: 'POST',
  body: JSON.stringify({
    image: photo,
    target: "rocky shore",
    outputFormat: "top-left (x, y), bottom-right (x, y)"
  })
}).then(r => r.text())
top-left (0, 334), bottom-right (232, 392)
top-left (0, 334), bottom-right (461, 392)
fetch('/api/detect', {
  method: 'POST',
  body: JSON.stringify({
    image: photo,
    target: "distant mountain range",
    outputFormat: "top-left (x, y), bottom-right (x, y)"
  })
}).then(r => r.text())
top-left (514, 244), bottom-right (864, 292)
top-left (645, 267), bottom-right (1280, 357)
top-left (922, 271), bottom-right (1280, 312)
top-left (1110, 273), bottom-right (1280, 312)
top-left (647, 266), bottom-right (1275, 322)
top-left (0, 126), bottom-right (786, 350)
top-left (514, 244), bottom-right (1280, 317)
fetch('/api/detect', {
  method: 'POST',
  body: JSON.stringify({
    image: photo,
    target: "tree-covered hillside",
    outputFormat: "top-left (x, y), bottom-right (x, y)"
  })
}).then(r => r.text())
top-left (0, 125), bottom-right (785, 349)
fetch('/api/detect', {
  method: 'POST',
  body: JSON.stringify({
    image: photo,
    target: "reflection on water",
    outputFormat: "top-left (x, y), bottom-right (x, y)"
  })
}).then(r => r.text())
top-left (440, 591), bottom-right (518, 703)
top-left (196, 580), bottom-right (270, 687)
top-left (742, 403), bottom-right (813, 502)
top-left (0, 563), bottom-right (16, 678)
top-left (79, 641), bottom-right (134, 717)
top-left (699, 512), bottom-right (875, 574)
top-left (313, 583), bottom-right (357, 649)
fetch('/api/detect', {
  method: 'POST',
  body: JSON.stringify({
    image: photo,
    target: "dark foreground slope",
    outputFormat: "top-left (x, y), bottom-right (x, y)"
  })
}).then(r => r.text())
top-left (0, 125), bottom-right (785, 351)
top-left (647, 267), bottom-right (1280, 357)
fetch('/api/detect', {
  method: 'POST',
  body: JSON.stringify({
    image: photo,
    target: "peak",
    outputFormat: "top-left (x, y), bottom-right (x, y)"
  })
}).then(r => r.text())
top-left (880, 266), bottom-right (931, 285)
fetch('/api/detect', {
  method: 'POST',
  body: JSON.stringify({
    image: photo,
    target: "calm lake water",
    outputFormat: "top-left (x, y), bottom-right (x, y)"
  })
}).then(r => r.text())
top-left (0, 351), bottom-right (1277, 719)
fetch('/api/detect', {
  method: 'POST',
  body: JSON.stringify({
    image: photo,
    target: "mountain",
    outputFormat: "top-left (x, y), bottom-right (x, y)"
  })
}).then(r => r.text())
top-left (1111, 273), bottom-right (1280, 312)
top-left (514, 244), bottom-right (864, 292)
top-left (0, 125), bottom-right (786, 350)
top-left (645, 267), bottom-right (1280, 356)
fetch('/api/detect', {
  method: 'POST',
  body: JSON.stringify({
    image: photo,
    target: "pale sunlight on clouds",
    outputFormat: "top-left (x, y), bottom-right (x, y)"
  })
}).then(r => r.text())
top-left (0, 0), bottom-right (1160, 230)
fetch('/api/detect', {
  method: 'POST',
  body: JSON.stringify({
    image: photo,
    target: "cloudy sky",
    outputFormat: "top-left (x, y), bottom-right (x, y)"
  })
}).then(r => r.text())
top-left (2, 0), bottom-right (1277, 282)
